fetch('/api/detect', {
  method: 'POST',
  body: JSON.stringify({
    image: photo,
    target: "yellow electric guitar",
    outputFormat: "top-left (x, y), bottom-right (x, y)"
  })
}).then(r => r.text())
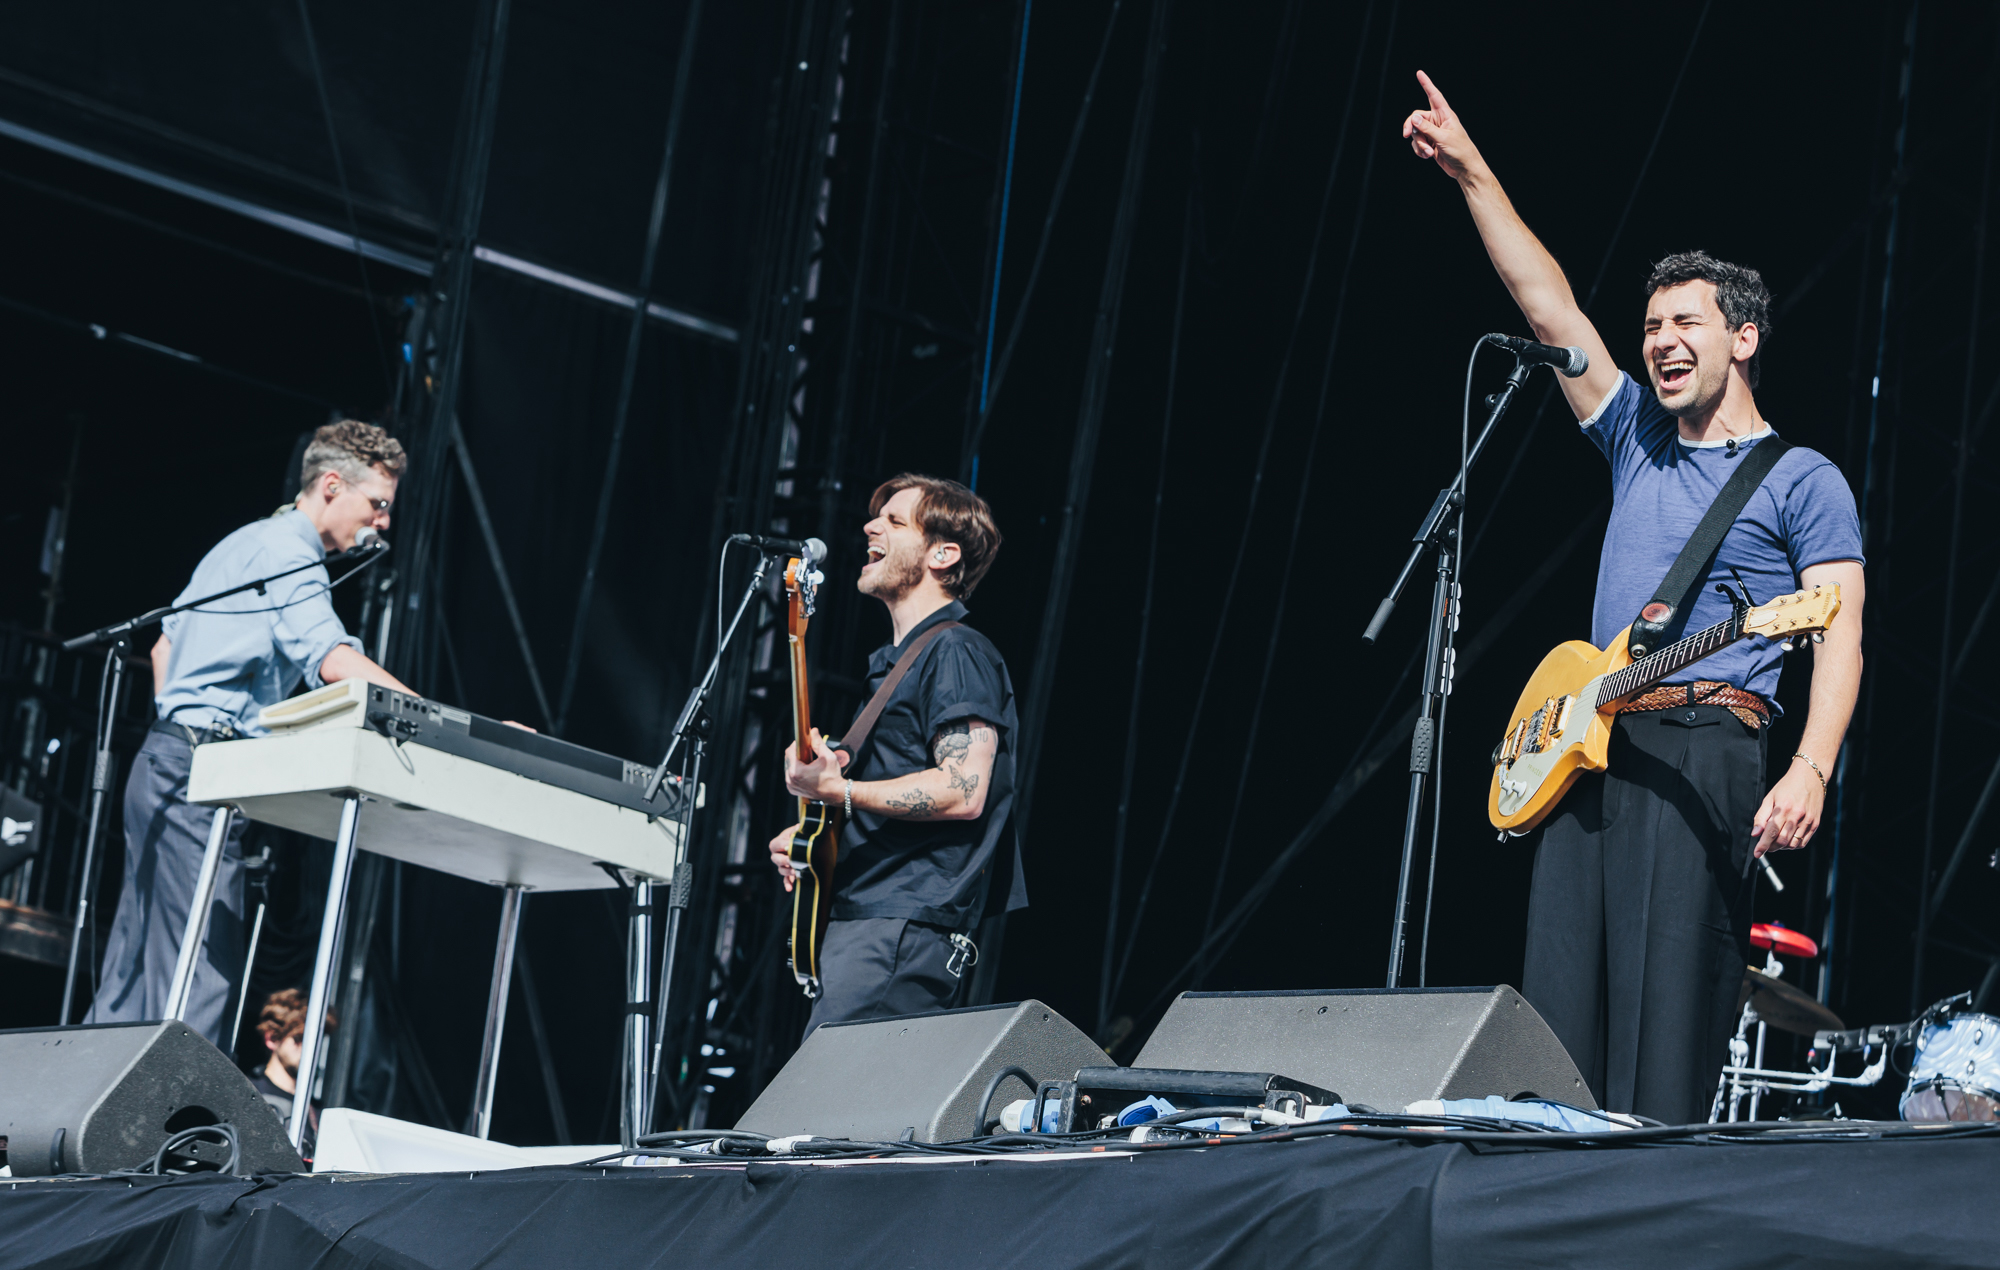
top-left (1489, 583), bottom-right (1842, 834)
top-left (784, 554), bottom-right (839, 999)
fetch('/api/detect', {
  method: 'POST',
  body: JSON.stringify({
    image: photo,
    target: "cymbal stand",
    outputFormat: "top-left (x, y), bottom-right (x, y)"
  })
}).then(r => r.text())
top-left (1365, 351), bottom-right (1535, 987)
top-left (1708, 948), bottom-right (1894, 1123)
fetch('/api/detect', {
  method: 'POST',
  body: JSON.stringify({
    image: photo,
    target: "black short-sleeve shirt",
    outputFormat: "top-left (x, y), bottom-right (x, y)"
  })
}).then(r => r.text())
top-left (831, 601), bottom-right (1028, 926)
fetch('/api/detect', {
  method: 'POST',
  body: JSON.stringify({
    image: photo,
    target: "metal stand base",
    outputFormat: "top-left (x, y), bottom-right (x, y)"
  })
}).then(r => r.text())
top-left (293, 795), bottom-right (362, 1151)
top-left (621, 877), bottom-right (652, 1150)
top-left (471, 885), bottom-right (524, 1139)
top-left (165, 807), bottom-right (233, 1022)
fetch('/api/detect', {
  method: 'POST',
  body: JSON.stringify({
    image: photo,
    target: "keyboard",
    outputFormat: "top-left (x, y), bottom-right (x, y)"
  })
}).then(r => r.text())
top-left (262, 682), bottom-right (687, 818)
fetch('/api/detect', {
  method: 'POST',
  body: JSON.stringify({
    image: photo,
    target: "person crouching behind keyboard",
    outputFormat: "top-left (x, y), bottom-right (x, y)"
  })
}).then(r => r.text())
top-left (84, 421), bottom-right (419, 1049)
top-left (249, 988), bottom-right (336, 1154)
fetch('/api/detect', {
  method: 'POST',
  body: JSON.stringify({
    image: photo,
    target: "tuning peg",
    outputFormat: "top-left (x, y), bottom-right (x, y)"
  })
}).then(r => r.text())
top-left (1811, 632), bottom-right (1825, 644)
top-left (1779, 638), bottom-right (1795, 652)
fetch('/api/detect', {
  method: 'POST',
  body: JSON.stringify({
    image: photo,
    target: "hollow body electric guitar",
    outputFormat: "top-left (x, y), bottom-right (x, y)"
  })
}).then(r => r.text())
top-left (1489, 583), bottom-right (1842, 835)
top-left (784, 555), bottom-right (839, 999)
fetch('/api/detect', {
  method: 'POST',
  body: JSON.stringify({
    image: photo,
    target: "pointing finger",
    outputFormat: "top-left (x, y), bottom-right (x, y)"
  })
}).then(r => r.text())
top-left (1416, 69), bottom-right (1449, 116)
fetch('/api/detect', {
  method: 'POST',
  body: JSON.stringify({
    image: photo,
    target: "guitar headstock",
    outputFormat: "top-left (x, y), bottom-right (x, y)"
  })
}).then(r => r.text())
top-left (785, 555), bottom-right (824, 636)
top-left (1743, 583), bottom-right (1841, 640)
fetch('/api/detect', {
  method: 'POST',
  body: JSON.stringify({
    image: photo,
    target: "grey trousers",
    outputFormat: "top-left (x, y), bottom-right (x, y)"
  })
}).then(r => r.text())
top-left (805, 917), bottom-right (963, 1036)
top-left (1523, 705), bottom-right (1762, 1126)
top-left (84, 728), bottom-right (248, 1049)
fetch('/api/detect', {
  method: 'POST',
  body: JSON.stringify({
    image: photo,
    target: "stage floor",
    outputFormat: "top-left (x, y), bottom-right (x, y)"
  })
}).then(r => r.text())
top-left (2, 1128), bottom-right (1996, 1269)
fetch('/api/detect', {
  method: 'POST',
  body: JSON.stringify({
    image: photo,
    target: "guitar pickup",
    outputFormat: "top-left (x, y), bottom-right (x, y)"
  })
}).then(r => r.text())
top-left (1548, 695), bottom-right (1574, 740)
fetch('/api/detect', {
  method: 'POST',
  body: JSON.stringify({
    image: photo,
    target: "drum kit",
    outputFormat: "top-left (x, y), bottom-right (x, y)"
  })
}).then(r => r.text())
top-left (1709, 922), bottom-right (2000, 1123)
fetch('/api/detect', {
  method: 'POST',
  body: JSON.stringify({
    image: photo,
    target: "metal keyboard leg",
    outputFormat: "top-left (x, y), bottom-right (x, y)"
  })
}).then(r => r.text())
top-left (471, 884), bottom-right (524, 1140)
top-left (165, 806), bottom-right (233, 1023)
top-left (621, 877), bottom-right (652, 1149)
top-left (292, 794), bottom-right (361, 1153)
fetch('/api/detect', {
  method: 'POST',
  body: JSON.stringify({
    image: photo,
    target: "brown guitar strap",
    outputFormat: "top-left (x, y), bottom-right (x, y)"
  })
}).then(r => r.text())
top-left (833, 621), bottom-right (960, 761)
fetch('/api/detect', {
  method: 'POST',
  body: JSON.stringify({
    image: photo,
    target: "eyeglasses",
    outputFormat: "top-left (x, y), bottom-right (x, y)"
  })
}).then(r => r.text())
top-left (327, 479), bottom-right (392, 514)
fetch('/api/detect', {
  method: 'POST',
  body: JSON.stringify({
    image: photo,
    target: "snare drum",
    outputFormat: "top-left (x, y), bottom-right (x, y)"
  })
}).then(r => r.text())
top-left (1901, 1012), bottom-right (2000, 1121)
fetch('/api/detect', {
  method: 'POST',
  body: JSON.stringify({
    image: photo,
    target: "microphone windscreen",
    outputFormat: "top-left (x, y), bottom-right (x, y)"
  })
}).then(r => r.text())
top-left (803, 537), bottom-right (829, 565)
top-left (1562, 347), bottom-right (1590, 378)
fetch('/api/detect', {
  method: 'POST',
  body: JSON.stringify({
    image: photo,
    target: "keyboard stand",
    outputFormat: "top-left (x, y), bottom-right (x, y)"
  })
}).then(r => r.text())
top-left (185, 726), bottom-right (682, 1151)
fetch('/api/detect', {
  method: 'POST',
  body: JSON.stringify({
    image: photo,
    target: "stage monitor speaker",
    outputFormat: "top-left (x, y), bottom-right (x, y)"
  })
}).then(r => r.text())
top-left (736, 1000), bottom-right (1111, 1143)
top-left (1133, 985), bottom-right (1594, 1112)
top-left (0, 1021), bottom-right (305, 1176)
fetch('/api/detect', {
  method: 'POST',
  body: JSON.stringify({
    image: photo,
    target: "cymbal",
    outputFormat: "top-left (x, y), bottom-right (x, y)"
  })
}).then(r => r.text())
top-left (1750, 921), bottom-right (1819, 960)
top-left (1738, 966), bottom-right (1845, 1036)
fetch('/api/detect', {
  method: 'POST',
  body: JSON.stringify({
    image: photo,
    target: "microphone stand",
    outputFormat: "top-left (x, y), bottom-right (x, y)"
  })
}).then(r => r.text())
top-left (1364, 354), bottom-right (1535, 989)
top-left (55, 541), bottom-right (387, 1023)
top-left (632, 550), bottom-right (772, 1138)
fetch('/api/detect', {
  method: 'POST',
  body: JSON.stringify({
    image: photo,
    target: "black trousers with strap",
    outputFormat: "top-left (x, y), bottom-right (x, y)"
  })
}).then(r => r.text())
top-left (1522, 704), bottom-right (1762, 1125)
top-left (805, 918), bottom-right (963, 1036)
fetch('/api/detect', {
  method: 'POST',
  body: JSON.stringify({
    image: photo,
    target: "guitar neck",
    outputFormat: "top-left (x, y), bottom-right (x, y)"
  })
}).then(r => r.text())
top-left (788, 628), bottom-right (816, 764)
top-left (1600, 612), bottom-right (1744, 703)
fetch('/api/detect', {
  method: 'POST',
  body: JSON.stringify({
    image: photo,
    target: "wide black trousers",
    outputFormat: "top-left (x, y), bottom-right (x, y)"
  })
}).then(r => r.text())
top-left (1522, 703), bottom-right (1763, 1125)
top-left (805, 917), bottom-right (962, 1036)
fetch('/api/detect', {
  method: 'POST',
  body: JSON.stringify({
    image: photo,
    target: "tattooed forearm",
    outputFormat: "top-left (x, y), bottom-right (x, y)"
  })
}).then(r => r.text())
top-left (886, 788), bottom-right (939, 818)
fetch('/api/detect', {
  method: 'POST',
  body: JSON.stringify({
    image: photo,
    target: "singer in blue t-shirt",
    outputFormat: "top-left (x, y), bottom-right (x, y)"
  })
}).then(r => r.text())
top-left (1405, 73), bottom-right (1866, 1124)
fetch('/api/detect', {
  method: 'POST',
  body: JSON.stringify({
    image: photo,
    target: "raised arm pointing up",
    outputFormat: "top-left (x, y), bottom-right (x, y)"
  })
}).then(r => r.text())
top-left (1402, 71), bottom-right (1620, 418)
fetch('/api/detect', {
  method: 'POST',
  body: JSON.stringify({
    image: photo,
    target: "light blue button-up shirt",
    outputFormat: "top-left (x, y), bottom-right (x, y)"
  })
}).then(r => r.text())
top-left (156, 508), bottom-right (362, 736)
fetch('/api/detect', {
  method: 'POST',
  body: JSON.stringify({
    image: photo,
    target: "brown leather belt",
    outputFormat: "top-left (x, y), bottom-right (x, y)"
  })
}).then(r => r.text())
top-left (1618, 680), bottom-right (1770, 731)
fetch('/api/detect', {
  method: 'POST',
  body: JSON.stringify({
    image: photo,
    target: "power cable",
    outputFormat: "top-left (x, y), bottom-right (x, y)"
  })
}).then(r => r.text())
top-left (1108, 0), bottom-right (1379, 1011)
top-left (294, 0), bottom-right (395, 400)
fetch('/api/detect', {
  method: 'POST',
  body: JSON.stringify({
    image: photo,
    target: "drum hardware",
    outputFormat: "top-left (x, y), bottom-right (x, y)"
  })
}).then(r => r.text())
top-left (1898, 992), bottom-right (2000, 1122)
top-left (1711, 923), bottom-right (1890, 1123)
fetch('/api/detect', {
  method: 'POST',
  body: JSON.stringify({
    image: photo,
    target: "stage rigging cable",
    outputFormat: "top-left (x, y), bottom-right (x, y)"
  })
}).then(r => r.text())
top-left (961, 0), bottom-right (1123, 478)
top-left (1109, 0), bottom-right (1385, 1014)
top-left (1100, 180), bottom-right (1192, 1037)
top-left (1012, 0), bottom-right (1172, 878)
top-left (555, 0), bottom-right (708, 739)
top-left (294, 0), bottom-right (394, 398)
top-left (1200, 0), bottom-right (1398, 973)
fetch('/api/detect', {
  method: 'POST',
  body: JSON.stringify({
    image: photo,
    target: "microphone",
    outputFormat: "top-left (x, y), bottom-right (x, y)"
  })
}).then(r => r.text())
top-left (730, 533), bottom-right (828, 564)
top-left (1485, 333), bottom-right (1589, 378)
top-left (343, 526), bottom-right (390, 559)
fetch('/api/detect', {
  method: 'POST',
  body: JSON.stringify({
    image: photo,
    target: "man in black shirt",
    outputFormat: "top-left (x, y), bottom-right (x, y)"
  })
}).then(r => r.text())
top-left (770, 474), bottom-right (1026, 1032)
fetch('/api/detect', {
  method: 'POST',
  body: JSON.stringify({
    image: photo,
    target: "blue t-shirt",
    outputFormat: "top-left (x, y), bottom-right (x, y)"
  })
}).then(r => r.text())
top-left (1584, 373), bottom-right (1863, 708)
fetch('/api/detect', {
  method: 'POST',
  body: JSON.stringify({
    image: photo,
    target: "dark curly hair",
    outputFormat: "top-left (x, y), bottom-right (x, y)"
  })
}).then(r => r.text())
top-left (256, 987), bottom-right (336, 1044)
top-left (1644, 250), bottom-right (1773, 389)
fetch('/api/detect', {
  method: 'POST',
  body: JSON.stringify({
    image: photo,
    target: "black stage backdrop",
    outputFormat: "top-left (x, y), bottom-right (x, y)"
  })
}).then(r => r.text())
top-left (4, 0), bottom-right (2000, 1138)
top-left (3, 1137), bottom-right (1999, 1269)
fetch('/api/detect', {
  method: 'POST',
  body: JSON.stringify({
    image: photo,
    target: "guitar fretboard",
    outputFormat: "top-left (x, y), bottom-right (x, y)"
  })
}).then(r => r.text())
top-left (1599, 611), bottom-right (1745, 704)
